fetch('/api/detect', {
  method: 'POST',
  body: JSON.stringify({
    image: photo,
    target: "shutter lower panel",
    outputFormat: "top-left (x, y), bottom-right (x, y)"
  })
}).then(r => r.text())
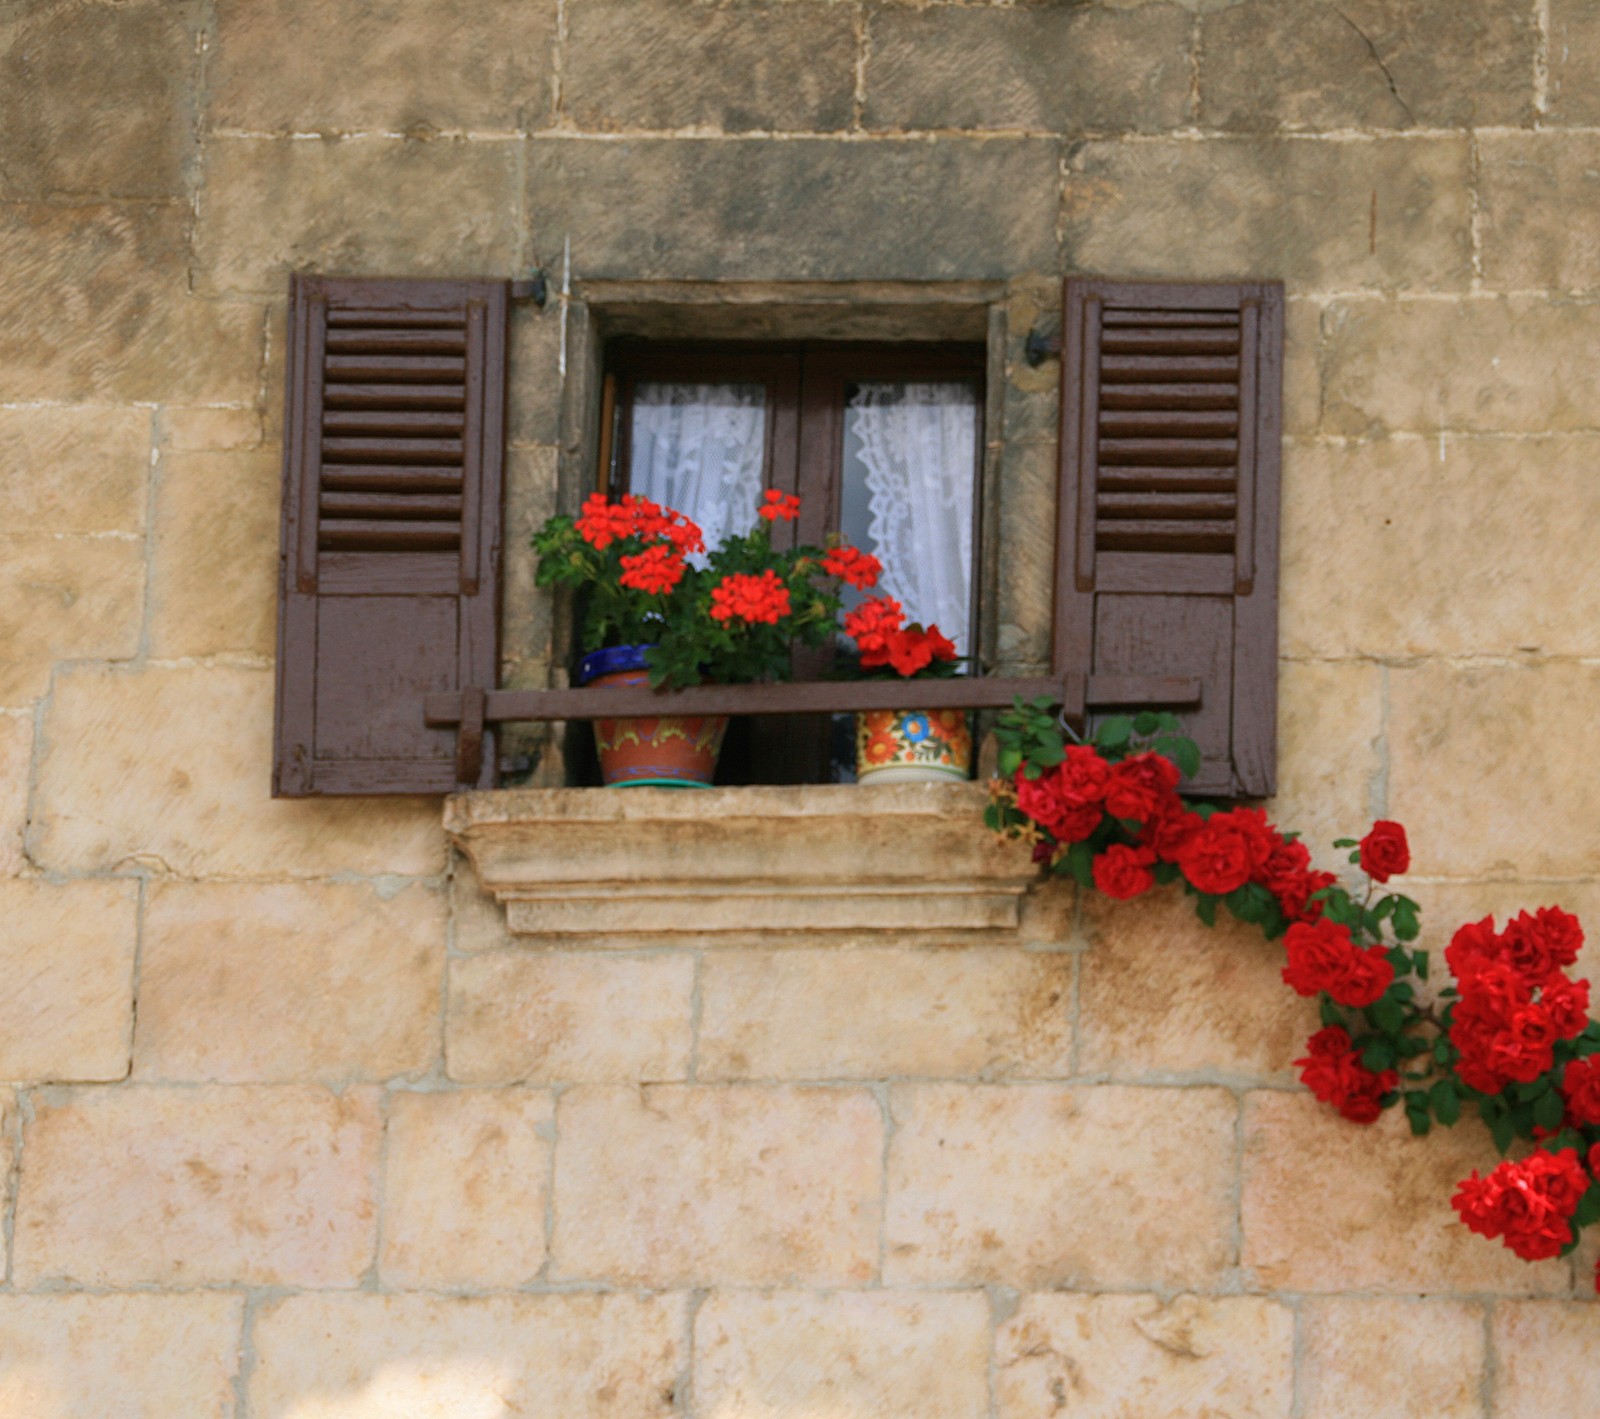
top-left (1056, 280), bottom-right (1282, 798)
top-left (274, 277), bottom-right (507, 797)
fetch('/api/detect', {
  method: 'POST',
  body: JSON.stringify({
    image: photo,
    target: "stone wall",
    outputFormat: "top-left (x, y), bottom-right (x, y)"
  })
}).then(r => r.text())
top-left (3, 0), bottom-right (1599, 1413)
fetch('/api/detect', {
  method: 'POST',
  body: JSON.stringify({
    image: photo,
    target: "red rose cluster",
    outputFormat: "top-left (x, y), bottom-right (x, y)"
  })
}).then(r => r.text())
top-left (843, 595), bottom-right (958, 678)
top-left (1446, 909), bottom-right (1589, 1095)
top-left (1453, 1147), bottom-right (1592, 1262)
top-left (1282, 917), bottom-right (1394, 1008)
top-left (1011, 746), bottom-right (1336, 928)
top-left (1295, 1026), bottom-right (1398, 1123)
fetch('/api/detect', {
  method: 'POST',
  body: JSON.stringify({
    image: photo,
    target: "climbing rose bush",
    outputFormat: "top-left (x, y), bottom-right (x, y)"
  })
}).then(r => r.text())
top-left (987, 699), bottom-right (1600, 1287)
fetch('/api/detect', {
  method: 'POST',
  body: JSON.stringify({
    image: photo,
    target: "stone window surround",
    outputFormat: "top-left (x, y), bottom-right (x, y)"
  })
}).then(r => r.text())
top-left (470, 282), bottom-right (1049, 943)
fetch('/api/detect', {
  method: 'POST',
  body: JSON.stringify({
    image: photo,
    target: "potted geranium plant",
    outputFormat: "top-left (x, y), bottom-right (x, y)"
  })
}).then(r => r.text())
top-left (841, 594), bottom-right (970, 785)
top-left (533, 489), bottom-right (881, 786)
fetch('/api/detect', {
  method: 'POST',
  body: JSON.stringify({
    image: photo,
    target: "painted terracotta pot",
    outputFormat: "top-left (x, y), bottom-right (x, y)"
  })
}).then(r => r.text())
top-left (579, 645), bottom-right (727, 788)
top-left (854, 708), bottom-right (973, 785)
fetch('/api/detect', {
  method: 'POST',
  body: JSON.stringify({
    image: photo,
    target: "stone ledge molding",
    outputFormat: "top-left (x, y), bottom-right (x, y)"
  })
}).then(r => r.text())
top-left (444, 784), bottom-right (1041, 942)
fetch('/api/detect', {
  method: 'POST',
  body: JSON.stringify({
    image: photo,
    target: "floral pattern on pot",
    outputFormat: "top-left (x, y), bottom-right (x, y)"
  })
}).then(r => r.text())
top-left (855, 708), bottom-right (972, 785)
top-left (580, 645), bottom-right (727, 788)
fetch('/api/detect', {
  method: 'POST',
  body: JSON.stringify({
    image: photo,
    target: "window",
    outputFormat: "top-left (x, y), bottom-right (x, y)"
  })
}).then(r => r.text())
top-left (270, 275), bottom-right (1283, 801)
top-left (600, 341), bottom-right (985, 781)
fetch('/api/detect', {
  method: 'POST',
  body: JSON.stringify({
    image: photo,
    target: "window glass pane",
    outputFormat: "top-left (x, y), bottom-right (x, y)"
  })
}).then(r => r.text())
top-left (628, 382), bottom-right (767, 553)
top-left (840, 381), bottom-right (978, 655)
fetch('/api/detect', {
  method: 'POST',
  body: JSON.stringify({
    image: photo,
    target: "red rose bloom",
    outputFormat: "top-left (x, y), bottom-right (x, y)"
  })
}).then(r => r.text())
top-left (1092, 843), bottom-right (1158, 900)
top-left (1453, 1148), bottom-right (1590, 1262)
top-left (1012, 746), bottom-right (1112, 845)
top-left (1295, 1026), bottom-right (1397, 1124)
top-left (1282, 917), bottom-right (1395, 1008)
top-left (1358, 820), bottom-right (1410, 882)
top-left (1103, 752), bottom-right (1183, 824)
top-left (1176, 808), bottom-right (1272, 896)
top-left (1561, 1056), bottom-right (1600, 1128)
top-left (1143, 808), bottom-right (1204, 864)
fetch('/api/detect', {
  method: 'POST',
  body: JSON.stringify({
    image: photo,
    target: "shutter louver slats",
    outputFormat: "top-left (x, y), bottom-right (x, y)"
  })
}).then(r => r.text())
top-left (274, 276), bottom-right (508, 797)
top-left (1056, 278), bottom-right (1283, 798)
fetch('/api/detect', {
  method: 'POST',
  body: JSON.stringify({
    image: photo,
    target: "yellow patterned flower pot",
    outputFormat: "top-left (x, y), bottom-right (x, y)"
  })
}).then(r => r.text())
top-left (854, 708), bottom-right (973, 785)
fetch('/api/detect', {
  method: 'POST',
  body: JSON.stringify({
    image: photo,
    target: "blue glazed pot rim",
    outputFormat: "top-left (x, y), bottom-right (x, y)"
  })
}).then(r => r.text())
top-left (578, 644), bottom-right (655, 685)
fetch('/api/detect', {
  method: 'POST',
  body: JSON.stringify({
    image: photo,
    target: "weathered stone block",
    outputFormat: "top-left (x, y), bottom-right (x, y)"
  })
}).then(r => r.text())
top-left (696, 1291), bottom-right (991, 1419)
top-left (1078, 889), bottom-right (1313, 1081)
top-left (1299, 1296), bottom-right (1486, 1419)
top-left (1322, 296), bottom-right (1600, 434)
top-left (136, 881), bottom-right (444, 1083)
top-left (0, 0), bottom-right (197, 198)
top-left (525, 137), bottom-right (1062, 281)
top-left (0, 1294), bottom-right (244, 1419)
top-left (1064, 137), bottom-right (1472, 293)
top-left (148, 449), bottom-right (280, 658)
top-left (1201, 0), bottom-right (1535, 130)
top-left (552, 1084), bottom-right (882, 1285)
top-left (0, 536), bottom-right (143, 706)
top-left (1388, 662), bottom-right (1600, 879)
top-left (885, 1083), bottom-right (1235, 1287)
top-left (380, 1089), bottom-right (552, 1288)
top-left (31, 664), bottom-right (444, 877)
top-left (1269, 660), bottom-right (1384, 865)
top-left (1283, 296), bottom-right (1322, 434)
top-left (210, 0), bottom-right (557, 134)
top-left (194, 137), bottom-right (521, 297)
top-left (451, 859), bottom-right (513, 952)
top-left (1479, 133), bottom-right (1600, 292)
top-left (994, 1294), bottom-right (1294, 1419)
top-left (13, 1085), bottom-right (379, 1286)
top-left (248, 1293), bottom-right (684, 1419)
top-left (499, 445), bottom-right (561, 705)
top-left (993, 439), bottom-right (1057, 669)
top-left (507, 306), bottom-right (566, 447)
top-left (0, 879), bottom-right (136, 1082)
top-left (698, 947), bottom-right (1071, 1081)
top-left (0, 407), bottom-right (150, 535)
top-left (0, 714), bottom-right (30, 875)
top-left (1493, 1302), bottom-right (1600, 1416)
top-left (1241, 1092), bottom-right (1569, 1293)
top-left (1548, 0), bottom-right (1600, 125)
top-left (566, 0), bottom-right (856, 133)
top-left (446, 950), bottom-right (692, 1084)
top-left (0, 205), bottom-right (264, 404)
top-left (866, 4), bottom-right (1191, 134)
top-left (1284, 436), bottom-right (1600, 658)
top-left (160, 406), bottom-right (264, 452)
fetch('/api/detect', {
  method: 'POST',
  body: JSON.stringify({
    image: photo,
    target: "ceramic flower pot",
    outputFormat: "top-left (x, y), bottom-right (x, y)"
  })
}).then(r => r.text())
top-left (580, 645), bottom-right (727, 788)
top-left (854, 708), bottom-right (973, 785)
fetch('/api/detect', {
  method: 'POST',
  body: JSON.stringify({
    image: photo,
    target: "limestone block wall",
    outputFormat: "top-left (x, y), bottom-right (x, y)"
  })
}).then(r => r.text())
top-left (2, 0), bottom-right (1599, 1413)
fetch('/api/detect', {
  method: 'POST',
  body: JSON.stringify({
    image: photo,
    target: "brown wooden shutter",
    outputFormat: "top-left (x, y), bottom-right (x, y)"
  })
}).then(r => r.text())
top-left (273, 276), bottom-right (508, 797)
top-left (1055, 278), bottom-right (1283, 798)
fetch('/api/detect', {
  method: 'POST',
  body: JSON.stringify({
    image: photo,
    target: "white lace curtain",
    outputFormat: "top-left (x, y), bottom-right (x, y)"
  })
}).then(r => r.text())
top-left (628, 383), bottom-right (767, 554)
top-left (627, 378), bottom-right (977, 653)
top-left (846, 382), bottom-right (977, 652)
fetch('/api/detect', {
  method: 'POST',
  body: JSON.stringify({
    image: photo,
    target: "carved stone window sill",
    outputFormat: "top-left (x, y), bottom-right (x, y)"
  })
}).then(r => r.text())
top-left (443, 783), bottom-right (1049, 945)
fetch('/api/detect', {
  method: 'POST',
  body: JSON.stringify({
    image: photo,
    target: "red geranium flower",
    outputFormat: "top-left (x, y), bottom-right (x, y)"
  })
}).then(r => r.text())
top-left (884, 625), bottom-right (957, 678)
top-left (710, 569), bottom-right (791, 625)
top-left (758, 488), bottom-right (801, 522)
top-left (821, 545), bottom-right (882, 590)
top-left (617, 543), bottom-right (686, 596)
top-left (843, 595), bottom-right (905, 664)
